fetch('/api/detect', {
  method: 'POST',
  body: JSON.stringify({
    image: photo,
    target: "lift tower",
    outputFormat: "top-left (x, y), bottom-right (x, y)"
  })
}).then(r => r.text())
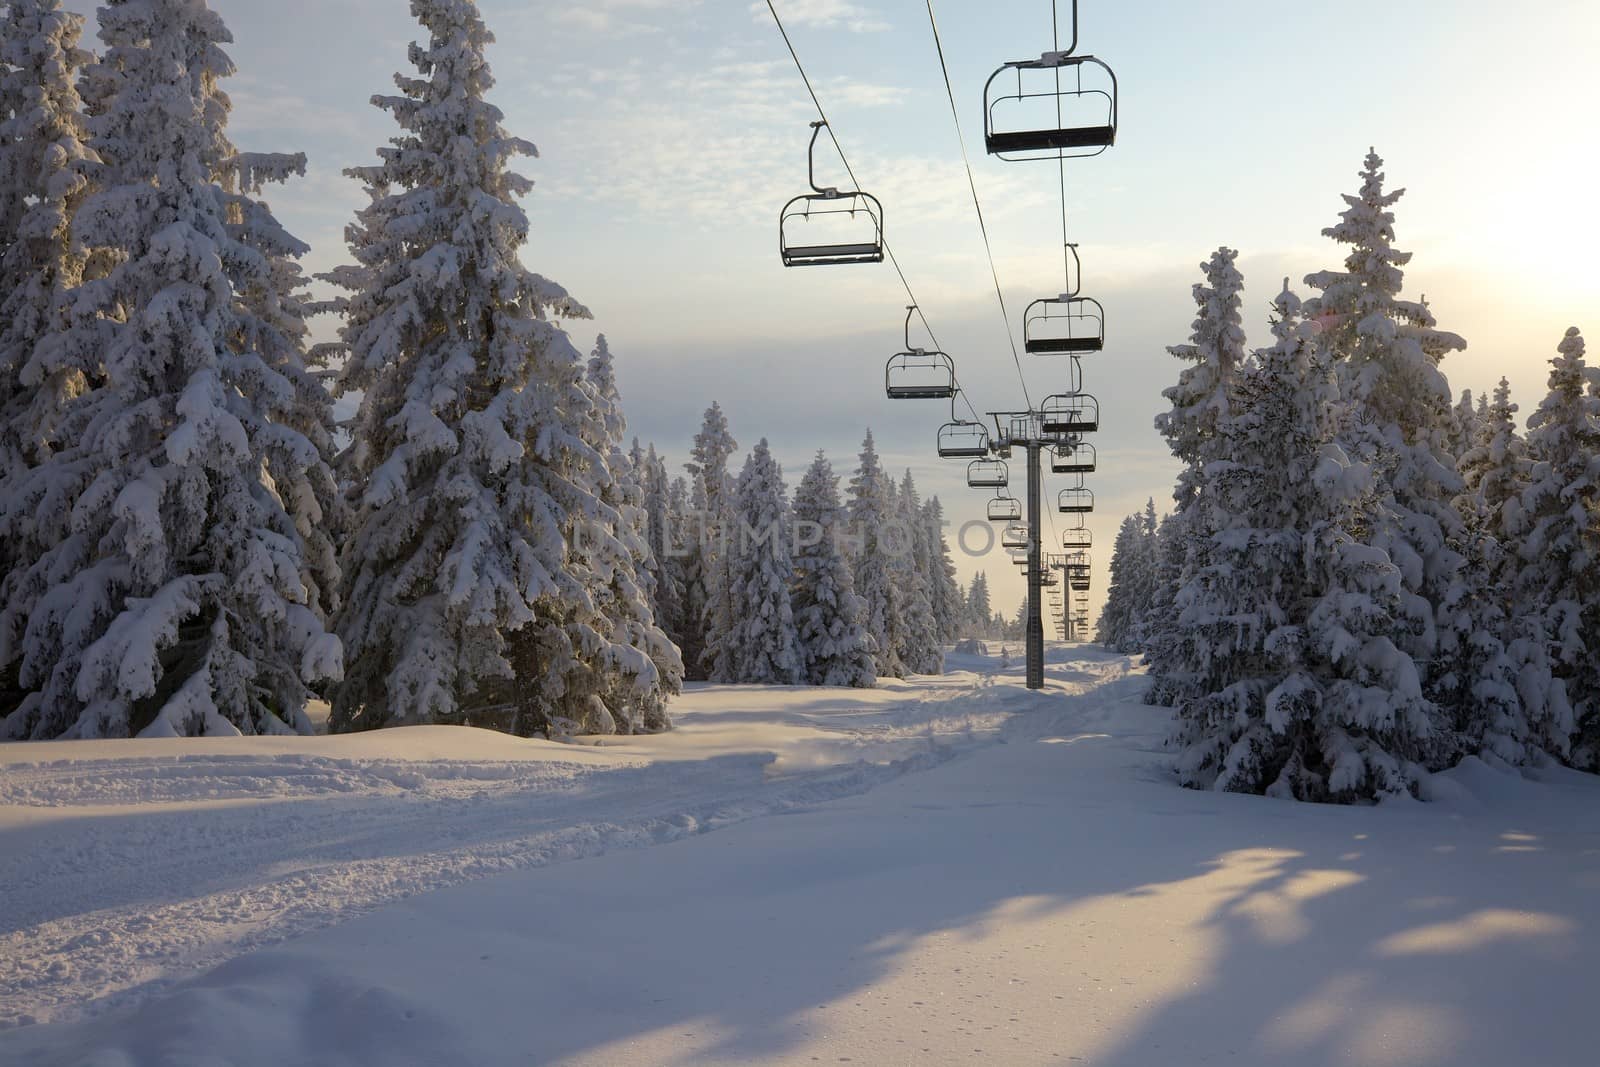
top-left (990, 411), bottom-right (1055, 689)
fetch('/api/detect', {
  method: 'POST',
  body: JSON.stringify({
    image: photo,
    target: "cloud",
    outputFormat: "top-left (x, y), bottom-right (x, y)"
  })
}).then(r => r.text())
top-left (751, 0), bottom-right (889, 34)
top-left (543, 0), bottom-right (700, 35)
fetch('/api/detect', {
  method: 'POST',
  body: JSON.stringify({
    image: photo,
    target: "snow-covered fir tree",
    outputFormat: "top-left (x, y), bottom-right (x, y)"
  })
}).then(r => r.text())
top-left (1515, 328), bottom-right (1600, 765)
top-left (1096, 514), bottom-right (1143, 652)
top-left (675, 472), bottom-right (710, 680)
top-left (893, 470), bottom-right (942, 675)
top-left (686, 401), bottom-right (736, 681)
top-left (790, 451), bottom-right (875, 687)
top-left (1168, 280), bottom-right (1432, 799)
top-left (639, 442), bottom-right (685, 648)
top-left (1448, 388), bottom-right (1482, 465)
top-left (966, 572), bottom-right (992, 638)
top-left (723, 439), bottom-right (803, 684)
top-left (1458, 378), bottom-right (1531, 533)
top-left (1155, 247), bottom-right (1248, 516)
top-left (924, 496), bottom-right (963, 644)
top-left (1146, 248), bottom-right (1248, 704)
top-left (0, 0), bottom-right (97, 487)
top-left (324, 0), bottom-right (607, 733)
top-left (1444, 376), bottom-right (1535, 763)
top-left (533, 335), bottom-right (681, 733)
top-left (849, 430), bottom-right (906, 678)
top-left (1302, 150), bottom-right (1469, 756)
top-left (1, 0), bottom-right (341, 739)
top-left (1142, 512), bottom-right (1188, 706)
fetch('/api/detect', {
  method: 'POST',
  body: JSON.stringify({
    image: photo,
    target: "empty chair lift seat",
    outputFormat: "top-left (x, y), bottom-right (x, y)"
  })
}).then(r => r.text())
top-left (1059, 487), bottom-right (1094, 514)
top-left (968, 459), bottom-right (1009, 489)
top-left (1024, 296), bottom-right (1106, 354)
top-left (983, 55), bottom-right (1119, 163)
top-left (937, 421), bottom-right (991, 458)
top-left (1041, 394), bottom-right (1099, 435)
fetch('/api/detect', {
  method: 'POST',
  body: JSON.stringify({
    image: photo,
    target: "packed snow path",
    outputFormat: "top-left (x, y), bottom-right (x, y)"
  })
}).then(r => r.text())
top-left (0, 664), bottom-right (1030, 1033)
top-left (3, 646), bottom-right (1597, 1066)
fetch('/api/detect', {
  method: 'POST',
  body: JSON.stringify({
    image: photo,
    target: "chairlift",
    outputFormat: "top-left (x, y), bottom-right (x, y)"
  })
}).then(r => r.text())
top-left (886, 305), bottom-right (957, 400)
top-left (968, 458), bottom-right (1009, 489)
top-left (937, 418), bottom-right (991, 459)
top-left (1065, 551), bottom-right (1090, 573)
top-left (1062, 527), bottom-right (1092, 550)
top-left (1059, 486), bottom-right (1094, 514)
top-left (987, 495), bottom-right (1022, 522)
top-left (780, 121), bottom-right (884, 267)
top-left (1071, 577), bottom-right (1091, 592)
top-left (983, 5), bottom-right (1118, 163)
top-left (1051, 441), bottom-right (1097, 474)
top-left (1002, 523), bottom-right (1029, 550)
top-left (1040, 393), bottom-right (1099, 435)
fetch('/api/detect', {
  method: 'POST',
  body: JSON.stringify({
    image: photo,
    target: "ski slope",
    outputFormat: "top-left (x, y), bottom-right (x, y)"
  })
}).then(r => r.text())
top-left (1, 645), bottom-right (1595, 1066)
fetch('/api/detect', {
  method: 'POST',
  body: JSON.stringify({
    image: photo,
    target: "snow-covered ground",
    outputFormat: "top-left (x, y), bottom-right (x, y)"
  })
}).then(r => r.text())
top-left (2, 645), bottom-right (1596, 1065)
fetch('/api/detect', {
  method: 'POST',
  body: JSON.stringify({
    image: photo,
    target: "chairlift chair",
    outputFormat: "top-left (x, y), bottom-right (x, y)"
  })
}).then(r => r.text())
top-left (1062, 527), bottom-right (1092, 550)
top-left (983, 13), bottom-right (1119, 164)
top-left (987, 495), bottom-right (1022, 522)
top-left (1051, 441), bottom-right (1097, 475)
top-left (780, 122), bottom-right (884, 266)
top-left (937, 419), bottom-right (991, 459)
top-left (1041, 393), bottom-right (1099, 435)
top-left (1001, 523), bottom-right (1030, 550)
top-left (886, 305), bottom-right (957, 400)
top-left (967, 458), bottom-right (1009, 489)
top-left (1058, 486), bottom-right (1094, 514)
top-left (1024, 296), bottom-right (1105, 354)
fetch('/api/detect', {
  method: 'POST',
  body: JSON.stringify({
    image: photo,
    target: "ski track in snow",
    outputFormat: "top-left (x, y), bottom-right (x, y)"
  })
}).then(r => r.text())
top-left (0, 665), bottom-right (1130, 1032)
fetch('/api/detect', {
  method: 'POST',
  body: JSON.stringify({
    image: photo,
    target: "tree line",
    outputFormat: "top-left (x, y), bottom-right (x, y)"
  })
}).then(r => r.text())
top-left (636, 415), bottom-right (966, 688)
top-left (1098, 153), bottom-right (1597, 800)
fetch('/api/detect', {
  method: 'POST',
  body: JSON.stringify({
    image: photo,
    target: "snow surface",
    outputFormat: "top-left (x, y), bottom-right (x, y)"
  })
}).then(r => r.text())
top-left (2, 645), bottom-right (1597, 1065)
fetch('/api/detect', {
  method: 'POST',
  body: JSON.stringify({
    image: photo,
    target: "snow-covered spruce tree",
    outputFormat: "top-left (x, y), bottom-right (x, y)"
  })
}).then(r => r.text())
top-left (219, 150), bottom-right (345, 632)
top-left (1515, 328), bottom-right (1600, 765)
top-left (849, 429), bottom-right (906, 678)
top-left (0, 0), bottom-right (341, 739)
top-left (0, 0), bottom-right (98, 724)
top-left (1444, 376), bottom-right (1535, 763)
top-left (1122, 499), bottom-right (1162, 653)
top-left (1096, 513), bottom-right (1143, 652)
top-left (686, 401), bottom-right (737, 681)
top-left (1458, 378), bottom-right (1531, 534)
top-left (923, 496), bottom-right (963, 644)
top-left (1141, 511), bottom-right (1189, 705)
top-left (675, 472), bottom-right (710, 679)
top-left (1146, 248), bottom-right (1249, 704)
top-left (0, 0), bottom-right (97, 486)
top-left (1302, 150), bottom-right (1469, 764)
top-left (1167, 281), bottom-right (1428, 798)
top-left (966, 572), bottom-right (992, 638)
top-left (723, 439), bottom-right (803, 684)
top-left (1155, 247), bottom-right (1249, 516)
top-left (791, 451), bottom-right (875, 687)
top-left (893, 470), bottom-right (942, 674)
top-left (530, 335), bottom-right (681, 733)
top-left (325, 0), bottom-right (600, 732)
top-left (640, 442), bottom-right (685, 648)
top-left (1447, 388), bottom-right (1481, 467)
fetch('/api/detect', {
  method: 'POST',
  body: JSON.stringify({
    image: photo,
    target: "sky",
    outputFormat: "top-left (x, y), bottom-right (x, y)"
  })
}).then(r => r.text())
top-left (62, 0), bottom-right (1600, 628)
